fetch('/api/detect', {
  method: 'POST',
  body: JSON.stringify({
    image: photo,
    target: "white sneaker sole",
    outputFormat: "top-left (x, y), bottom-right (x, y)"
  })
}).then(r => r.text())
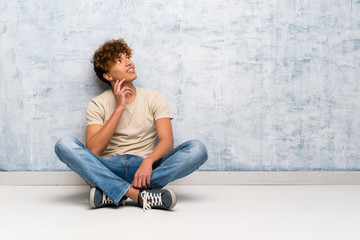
top-left (164, 188), bottom-right (177, 209)
top-left (89, 188), bottom-right (97, 208)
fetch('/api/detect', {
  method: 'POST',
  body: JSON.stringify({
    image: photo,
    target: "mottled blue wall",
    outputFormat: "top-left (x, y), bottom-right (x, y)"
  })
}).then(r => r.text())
top-left (1, 0), bottom-right (360, 171)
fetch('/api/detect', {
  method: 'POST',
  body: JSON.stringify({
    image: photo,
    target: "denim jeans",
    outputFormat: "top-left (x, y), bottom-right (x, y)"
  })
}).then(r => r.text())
top-left (54, 136), bottom-right (208, 206)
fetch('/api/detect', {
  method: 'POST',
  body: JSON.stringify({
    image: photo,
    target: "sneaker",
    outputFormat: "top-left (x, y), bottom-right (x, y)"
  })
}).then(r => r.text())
top-left (139, 189), bottom-right (177, 212)
top-left (89, 188), bottom-right (115, 208)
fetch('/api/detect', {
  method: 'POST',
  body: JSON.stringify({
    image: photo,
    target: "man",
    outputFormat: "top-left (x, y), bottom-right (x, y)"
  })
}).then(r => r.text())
top-left (55, 38), bottom-right (208, 211)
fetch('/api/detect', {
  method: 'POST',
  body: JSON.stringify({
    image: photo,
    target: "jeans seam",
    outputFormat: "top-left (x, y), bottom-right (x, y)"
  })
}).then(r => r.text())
top-left (125, 155), bottom-right (128, 182)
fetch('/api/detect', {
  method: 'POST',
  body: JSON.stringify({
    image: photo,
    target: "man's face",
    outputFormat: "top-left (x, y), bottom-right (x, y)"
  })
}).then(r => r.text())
top-left (105, 53), bottom-right (137, 83)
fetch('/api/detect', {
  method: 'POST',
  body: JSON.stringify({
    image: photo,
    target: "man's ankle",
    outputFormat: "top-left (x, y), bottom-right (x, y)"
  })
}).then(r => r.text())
top-left (124, 186), bottom-right (140, 204)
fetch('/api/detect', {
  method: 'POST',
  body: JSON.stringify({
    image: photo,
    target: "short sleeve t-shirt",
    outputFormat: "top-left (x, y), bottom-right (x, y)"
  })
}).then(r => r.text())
top-left (86, 87), bottom-right (173, 158)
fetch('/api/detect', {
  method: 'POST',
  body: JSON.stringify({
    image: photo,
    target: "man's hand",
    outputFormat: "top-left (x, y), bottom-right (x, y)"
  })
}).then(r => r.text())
top-left (132, 160), bottom-right (153, 189)
top-left (112, 78), bottom-right (134, 111)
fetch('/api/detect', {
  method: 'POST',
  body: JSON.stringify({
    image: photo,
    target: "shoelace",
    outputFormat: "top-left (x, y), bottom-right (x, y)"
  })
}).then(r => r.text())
top-left (102, 192), bottom-right (114, 205)
top-left (141, 191), bottom-right (163, 212)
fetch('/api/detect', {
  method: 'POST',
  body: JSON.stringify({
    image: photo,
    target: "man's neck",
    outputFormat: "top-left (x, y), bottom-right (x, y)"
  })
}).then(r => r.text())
top-left (124, 81), bottom-right (136, 104)
top-left (110, 80), bottom-right (137, 104)
top-left (122, 81), bottom-right (135, 90)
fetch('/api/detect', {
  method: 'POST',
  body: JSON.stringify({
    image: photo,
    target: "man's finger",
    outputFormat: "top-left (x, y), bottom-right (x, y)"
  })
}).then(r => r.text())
top-left (137, 176), bottom-right (142, 189)
top-left (133, 176), bottom-right (138, 189)
top-left (113, 80), bottom-right (121, 94)
top-left (120, 87), bottom-right (133, 94)
top-left (146, 176), bottom-right (151, 189)
top-left (118, 78), bottom-right (126, 88)
top-left (141, 176), bottom-right (147, 189)
top-left (138, 175), bottom-right (143, 189)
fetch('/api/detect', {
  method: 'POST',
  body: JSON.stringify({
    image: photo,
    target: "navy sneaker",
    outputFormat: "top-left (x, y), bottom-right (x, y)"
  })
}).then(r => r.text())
top-left (89, 188), bottom-right (118, 208)
top-left (139, 189), bottom-right (177, 212)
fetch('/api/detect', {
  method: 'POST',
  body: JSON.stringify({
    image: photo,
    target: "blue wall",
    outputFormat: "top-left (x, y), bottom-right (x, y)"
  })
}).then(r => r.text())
top-left (1, 0), bottom-right (360, 171)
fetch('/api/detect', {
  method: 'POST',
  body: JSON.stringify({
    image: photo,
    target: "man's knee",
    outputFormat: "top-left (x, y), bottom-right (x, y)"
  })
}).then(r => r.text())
top-left (187, 139), bottom-right (208, 164)
top-left (54, 135), bottom-right (78, 157)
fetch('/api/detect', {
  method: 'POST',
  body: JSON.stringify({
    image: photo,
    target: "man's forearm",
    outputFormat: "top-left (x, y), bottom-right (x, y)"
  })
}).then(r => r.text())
top-left (86, 108), bottom-right (124, 156)
top-left (143, 138), bottom-right (174, 165)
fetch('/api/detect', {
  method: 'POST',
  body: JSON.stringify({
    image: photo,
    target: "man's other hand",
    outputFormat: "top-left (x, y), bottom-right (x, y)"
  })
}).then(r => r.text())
top-left (132, 160), bottom-right (153, 189)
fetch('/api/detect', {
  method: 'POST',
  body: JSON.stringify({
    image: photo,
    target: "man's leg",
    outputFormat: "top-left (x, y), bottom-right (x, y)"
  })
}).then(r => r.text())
top-left (149, 139), bottom-right (208, 189)
top-left (54, 135), bottom-right (130, 206)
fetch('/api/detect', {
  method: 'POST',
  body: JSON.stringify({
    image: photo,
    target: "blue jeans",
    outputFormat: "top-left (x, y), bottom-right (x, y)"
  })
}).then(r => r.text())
top-left (54, 136), bottom-right (208, 206)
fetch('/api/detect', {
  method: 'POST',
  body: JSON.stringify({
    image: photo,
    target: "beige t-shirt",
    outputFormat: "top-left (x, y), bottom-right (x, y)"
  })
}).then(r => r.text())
top-left (86, 87), bottom-right (173, 158)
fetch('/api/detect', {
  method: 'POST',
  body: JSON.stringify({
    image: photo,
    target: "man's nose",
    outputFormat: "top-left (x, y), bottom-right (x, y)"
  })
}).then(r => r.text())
top-left (124, 58), bottom-right (132, 66)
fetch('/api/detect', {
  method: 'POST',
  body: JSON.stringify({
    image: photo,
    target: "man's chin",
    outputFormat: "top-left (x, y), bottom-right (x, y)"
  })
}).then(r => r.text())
top-left (126, 75), bottom-right (137, 82)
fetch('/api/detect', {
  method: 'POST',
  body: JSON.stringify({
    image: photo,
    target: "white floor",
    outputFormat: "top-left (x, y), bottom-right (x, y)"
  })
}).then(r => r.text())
top-left (1, 185), bottom-right (360, 240)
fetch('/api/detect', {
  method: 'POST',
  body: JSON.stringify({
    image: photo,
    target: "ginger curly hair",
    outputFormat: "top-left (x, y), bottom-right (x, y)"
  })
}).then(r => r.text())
top-left (92, 38), bottom-right (133, 86)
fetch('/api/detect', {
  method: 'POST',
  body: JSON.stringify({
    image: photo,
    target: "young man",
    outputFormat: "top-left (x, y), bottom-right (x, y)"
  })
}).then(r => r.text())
top-left (55, 38), bottom-right (208, 211)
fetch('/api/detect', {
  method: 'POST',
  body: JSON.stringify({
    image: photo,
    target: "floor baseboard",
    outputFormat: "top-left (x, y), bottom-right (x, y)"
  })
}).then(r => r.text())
top-left (1, 171), bottom-right (360, 186)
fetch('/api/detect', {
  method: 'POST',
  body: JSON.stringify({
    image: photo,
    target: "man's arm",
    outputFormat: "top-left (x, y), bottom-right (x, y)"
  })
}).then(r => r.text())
top-left (86, 79), bottom-right (133, 156)
top-left (132, 118), bottom-right (174, 189)
top-left (85, 110), bottom-right (123, 156)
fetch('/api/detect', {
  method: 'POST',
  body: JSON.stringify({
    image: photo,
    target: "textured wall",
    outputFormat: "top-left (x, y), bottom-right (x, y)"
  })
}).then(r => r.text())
top-left (0, 0), bottom-right (359, 171)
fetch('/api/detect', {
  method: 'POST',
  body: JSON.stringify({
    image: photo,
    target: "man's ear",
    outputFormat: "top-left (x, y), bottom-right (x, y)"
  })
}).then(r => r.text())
top-left (103, 73), bottom-right (113, 82)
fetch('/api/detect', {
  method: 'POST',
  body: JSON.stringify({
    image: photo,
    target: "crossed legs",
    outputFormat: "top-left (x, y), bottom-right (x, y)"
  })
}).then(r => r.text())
top-left (55, 136), bottom-right (208, 208)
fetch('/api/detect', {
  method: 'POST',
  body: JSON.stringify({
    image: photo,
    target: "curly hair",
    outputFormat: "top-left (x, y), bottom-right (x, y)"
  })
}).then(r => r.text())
top-left (92, 38), bottom-right (133, 86)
